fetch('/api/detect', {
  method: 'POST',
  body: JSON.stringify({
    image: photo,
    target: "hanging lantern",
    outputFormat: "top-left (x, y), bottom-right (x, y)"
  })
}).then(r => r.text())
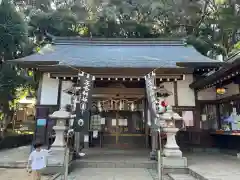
top-left (130, 102), bottom-right (135, 111)
top-left (97, 101), bottom-right (102, 112)
top-left (119, 100), bottom-right (123, 110)
top-left (216, 87), bottom-right (226, 95)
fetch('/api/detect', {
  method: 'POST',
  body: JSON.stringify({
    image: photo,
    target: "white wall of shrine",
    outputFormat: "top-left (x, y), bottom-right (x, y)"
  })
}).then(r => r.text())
top-left (60, 81), bottom-right (73, 108)
top-left (39, 73), bottom-right (197, 107)
top-left (40, 73), bottom-right (59, 105)
top-left (177, 74), bottom-right (195, 106)
top-left (162, 82), bottom-right (175, 106)
top-left (39, 75), bottom-right (74, 107)
top-left (197, 87), bottom-right (216, 100)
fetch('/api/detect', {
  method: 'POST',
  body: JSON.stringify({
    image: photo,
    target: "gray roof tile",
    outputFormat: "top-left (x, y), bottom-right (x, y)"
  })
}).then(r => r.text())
top-left (12, 41), bottom-right (218, 68)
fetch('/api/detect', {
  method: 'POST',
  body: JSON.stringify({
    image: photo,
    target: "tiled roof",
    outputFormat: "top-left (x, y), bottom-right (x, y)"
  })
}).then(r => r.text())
top-left (12, 38), bottom-right (218, 68)
top-left (190, 52), bottom-right (240, 89)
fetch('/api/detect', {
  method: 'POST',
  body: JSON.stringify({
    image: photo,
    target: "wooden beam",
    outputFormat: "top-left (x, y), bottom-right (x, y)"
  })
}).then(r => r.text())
top-left (50, 74), bottom-right (184, 82)
top-left (57, 79), bottom-right (62, 108)
top-left (36, 73), bottom-right (43, 105)
top-left (92, 94), bottom-right (144, 99)
top-left (92, 88), bottom-right (144, 96)
top-left (173, 81), bottom-right (178, 106)
top-left (37, 67), bottom-right (192, 75)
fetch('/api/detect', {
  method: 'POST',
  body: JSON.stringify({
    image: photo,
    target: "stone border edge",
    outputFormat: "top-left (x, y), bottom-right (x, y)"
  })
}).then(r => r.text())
top-left (48, 173), bottom-right (61, 180)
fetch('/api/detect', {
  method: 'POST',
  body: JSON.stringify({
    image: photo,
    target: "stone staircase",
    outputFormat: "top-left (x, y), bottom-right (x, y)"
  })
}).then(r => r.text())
top-left (168, 173), bottom-right (197, 180)
top-left (74, 148), bottom-right (156, 168)
top-left (71, 149), bottom-right (209, 180)
top-left (72, 160), bottom-right (207, 180)
top-left (148, 167), bottom-right (208, 180)
top-left (73, 155), bottom-right (157, 169)
top-left (163, 167), bottom-right (208, 180)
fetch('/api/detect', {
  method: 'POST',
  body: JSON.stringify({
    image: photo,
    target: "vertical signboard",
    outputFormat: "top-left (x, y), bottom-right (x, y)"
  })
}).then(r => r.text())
top-left (145, 72), bottom-right (158, 127)
top-left (72, 73), bottom-right (95, 132)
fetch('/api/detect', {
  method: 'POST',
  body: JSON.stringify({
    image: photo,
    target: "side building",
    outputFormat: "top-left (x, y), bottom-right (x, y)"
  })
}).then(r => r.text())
top-left (190, 52), bottom-right (240, 153)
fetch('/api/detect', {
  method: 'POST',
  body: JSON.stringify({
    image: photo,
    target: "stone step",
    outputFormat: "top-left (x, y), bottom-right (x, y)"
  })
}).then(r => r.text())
top-left (188, 168), bottom-right (207, 180)
top-left (168, 173), bottom-right (197, 180)
top-left (73, 160), bottom-right (157, 169)
top-left (0, 161), bottom-right (27, 168)
top-left (147, 169), bottom-right (172, 180)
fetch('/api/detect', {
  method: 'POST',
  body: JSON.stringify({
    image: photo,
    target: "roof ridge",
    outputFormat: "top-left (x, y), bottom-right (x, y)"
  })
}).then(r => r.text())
top-left (226, 51), bottom-right (240, 62)
top-left (49, 34), bottom-right (185, 45)
top-left (54, 42), bottom-right (184, 46)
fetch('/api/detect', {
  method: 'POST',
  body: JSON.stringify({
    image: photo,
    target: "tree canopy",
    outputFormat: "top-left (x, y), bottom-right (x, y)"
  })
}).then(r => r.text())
top-left (16, 0), bottom-right (240, 59)
top-left (0, 0), bottom-right (34, 135)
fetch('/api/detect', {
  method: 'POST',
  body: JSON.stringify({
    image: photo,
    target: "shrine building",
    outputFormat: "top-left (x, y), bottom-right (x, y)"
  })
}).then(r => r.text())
top-left (10, 37), bottom-right (225, 151)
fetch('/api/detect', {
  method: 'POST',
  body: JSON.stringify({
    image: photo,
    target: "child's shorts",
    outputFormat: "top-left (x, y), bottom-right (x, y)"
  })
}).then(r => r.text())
top-left (33, 167), bottom-right (46, 174)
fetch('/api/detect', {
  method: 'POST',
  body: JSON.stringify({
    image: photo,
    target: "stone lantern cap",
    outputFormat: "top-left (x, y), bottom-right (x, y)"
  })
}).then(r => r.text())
top-left (49, 107), bottom-right (72, 119)
top-left (160, 106), bottom-right (182, 120)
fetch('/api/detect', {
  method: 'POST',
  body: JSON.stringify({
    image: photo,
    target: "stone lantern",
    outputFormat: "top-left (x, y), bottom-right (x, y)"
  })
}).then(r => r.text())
top-left (49, 107), bottom-right (71, 148)
top-left (46, 107), bottom-right (72, 174)
top-left (160, 106), bottom-right (187, 168)
top-left (160, 106), bottom-right (182, 157)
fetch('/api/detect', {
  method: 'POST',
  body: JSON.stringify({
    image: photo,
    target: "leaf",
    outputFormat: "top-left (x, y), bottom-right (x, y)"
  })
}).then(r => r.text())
top-left (215, 0), bottom-right (226, 5)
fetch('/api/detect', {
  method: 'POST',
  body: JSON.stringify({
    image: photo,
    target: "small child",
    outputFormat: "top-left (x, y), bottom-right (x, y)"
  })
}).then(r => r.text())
top-left (27, 143), bottom-right (51, 180)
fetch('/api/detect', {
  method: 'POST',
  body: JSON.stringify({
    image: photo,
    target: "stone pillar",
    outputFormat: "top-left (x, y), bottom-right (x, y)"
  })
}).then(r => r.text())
top-left (44, 107), bottom-right (72, 175)
top-left (83, 110), bottom-right (90, 148)
top-left (150, 129), bottom-right (157, 160)
top-left (51, 118), bottom-right (68, 148)
top-left (160, 106), bottom-right (187, 168)
top-left (148, 108), bottom-right (156, 160)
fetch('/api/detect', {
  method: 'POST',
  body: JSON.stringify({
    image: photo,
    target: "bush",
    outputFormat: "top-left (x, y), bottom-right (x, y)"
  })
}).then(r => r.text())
top-left (0, 134), bottom-right (33, 150)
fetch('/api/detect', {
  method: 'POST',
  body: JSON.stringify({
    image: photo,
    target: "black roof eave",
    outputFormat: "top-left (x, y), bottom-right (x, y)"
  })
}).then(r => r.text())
top-left (6, 60), bottom-right (193, 74)
top-left (7, 60), bottom-right (59, 66)
top-left (176, 61), bottom-right (226, 68)
top-left (189, 57), bottom-right (240, 89)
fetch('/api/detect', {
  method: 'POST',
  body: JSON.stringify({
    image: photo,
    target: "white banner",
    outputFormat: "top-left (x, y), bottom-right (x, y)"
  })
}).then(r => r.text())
top-left (145, 73), bottom-right (157, 127)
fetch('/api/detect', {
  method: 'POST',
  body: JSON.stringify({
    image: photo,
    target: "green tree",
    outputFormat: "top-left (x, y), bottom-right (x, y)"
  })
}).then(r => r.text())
top-left (0, 0), bottom-right (34, 137)
top-left (0, 0), bottom-right (32, 60)
top-left (20, 0), bottom-right (240, 58)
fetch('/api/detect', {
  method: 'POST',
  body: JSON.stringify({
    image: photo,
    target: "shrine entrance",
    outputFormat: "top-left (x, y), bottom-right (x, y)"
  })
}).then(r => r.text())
top-left (89, 81), bottom-right (147, 149)
top-left (102, 110), bottom-right (146, 148)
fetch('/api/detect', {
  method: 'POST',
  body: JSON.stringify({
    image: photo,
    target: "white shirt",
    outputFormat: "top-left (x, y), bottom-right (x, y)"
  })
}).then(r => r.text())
top-left (28, 149), bottom-right (51, 170)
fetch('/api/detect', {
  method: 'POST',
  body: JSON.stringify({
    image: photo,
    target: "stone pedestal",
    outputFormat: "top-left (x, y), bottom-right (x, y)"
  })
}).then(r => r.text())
top-left (162, 156), bottom-right (187, 168)
top-left (149, 130), bottom-right (158, 160)
top-left (163, 127), bottom-right (182, 157)
top-left (162, 127), bottom-right (187, 168)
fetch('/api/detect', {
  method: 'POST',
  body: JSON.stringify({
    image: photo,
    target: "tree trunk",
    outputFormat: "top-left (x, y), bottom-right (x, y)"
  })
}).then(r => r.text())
top-left (0, 111), bottom-right (14, 138)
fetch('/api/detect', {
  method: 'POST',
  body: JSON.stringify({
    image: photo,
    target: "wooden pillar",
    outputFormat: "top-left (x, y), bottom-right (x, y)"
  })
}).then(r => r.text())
top-left (144, 98), bottom-right (149, 148)
top-left (194, 90), bottom-right (201, 129)
top-left (174, 81), bottom-right (178, 106)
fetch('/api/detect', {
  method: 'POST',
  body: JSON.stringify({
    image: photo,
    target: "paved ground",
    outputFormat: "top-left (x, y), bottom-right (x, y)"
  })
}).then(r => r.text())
top-left (187, 153), bottom-right (240, 180)
top-left (0, 146), bottom-right (29, 165)
top-left (0, 168), bottom-right (51, 180)
top-left (1, 146), bottom-right (240, 179)
top-left (55, 168), bottom-right (158, 180)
